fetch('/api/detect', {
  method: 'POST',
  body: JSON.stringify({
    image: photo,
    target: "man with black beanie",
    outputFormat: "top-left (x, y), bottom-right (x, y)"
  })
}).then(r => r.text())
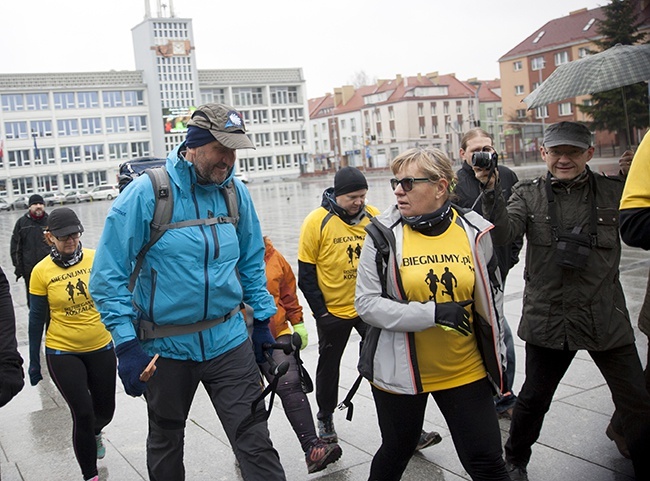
top-left (10, 194), bottom-right (50, 306)
top-left (298, 166), bottom-right (380, 446)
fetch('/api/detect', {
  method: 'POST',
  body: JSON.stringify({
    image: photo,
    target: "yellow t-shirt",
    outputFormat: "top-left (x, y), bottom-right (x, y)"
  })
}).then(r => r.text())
top-left (30, 249), bottom-right (112, 353)
top-left (400, 211), bottom-right (486, 392)
top-left (620, 130), bottom-right (650, 210)
top-left (298, 205), bottom-right (380, 318)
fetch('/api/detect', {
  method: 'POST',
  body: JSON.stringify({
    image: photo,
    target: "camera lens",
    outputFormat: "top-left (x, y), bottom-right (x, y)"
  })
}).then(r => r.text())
top-left (471, 151), bottom-right (494, 169)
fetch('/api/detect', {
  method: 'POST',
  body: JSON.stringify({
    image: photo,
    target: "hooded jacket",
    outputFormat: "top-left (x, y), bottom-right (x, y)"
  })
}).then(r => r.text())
top-left (10, 212), bottom-right (50, 280)
top-left (89, 143), bottom-right (276, 361)
top-left (483, 168), bottom-right (634, 350)
top-left (354, 204), bottom-right (506, 395)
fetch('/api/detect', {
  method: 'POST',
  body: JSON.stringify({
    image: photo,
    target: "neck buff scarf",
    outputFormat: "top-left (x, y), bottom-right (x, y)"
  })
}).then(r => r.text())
top-left (402, 199), bottom-right (453, 236)
top-left (50, 242), bottom-right (84, 268)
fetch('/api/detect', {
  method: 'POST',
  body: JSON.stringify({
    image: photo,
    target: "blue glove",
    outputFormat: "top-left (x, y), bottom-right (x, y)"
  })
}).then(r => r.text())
top-left (252, 318), bottom-right (274, 364)
top-left (28, 363), bottom-right (42, 386)
top-left (114, 339), bottom-right (152, 397)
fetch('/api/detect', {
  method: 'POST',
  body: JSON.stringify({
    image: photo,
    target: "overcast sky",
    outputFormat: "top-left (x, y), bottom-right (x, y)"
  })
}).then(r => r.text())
top-left (3, 0), bottom-right (605, 99)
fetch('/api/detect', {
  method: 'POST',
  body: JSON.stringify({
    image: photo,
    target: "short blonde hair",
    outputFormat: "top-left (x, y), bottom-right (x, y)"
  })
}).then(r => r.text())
top-left (390, 148), bottom-right (456, 193)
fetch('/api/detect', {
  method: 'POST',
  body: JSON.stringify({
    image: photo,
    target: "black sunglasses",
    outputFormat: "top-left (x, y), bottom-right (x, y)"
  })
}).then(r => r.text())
top-left (390, 177), bottom-right (432, 192)
top-left (54, 232), bottom-right (82, 242)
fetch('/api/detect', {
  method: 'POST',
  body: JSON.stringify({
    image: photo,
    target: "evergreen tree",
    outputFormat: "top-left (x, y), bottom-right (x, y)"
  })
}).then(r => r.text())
top-left (578, 0), bottom-right (648, 147)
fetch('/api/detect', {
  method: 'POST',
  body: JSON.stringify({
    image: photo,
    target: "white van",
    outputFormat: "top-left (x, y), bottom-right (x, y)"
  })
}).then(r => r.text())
top-left (89, 185), bottom-right (119, 201)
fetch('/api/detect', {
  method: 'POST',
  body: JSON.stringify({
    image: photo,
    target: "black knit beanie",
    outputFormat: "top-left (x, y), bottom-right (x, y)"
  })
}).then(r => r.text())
top-left (334, 167), bottom-right (368, 196)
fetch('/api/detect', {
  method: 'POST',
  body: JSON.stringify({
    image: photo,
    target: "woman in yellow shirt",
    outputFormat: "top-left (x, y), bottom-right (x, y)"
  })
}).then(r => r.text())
top-left (28, 208), bottom-right (115, 481)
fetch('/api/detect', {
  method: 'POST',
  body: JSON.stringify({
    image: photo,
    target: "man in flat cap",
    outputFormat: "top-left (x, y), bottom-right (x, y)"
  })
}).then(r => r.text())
top-left (10, 194), bottom-right (50, 306)
top-left (90, 104), bottom-right (285, 480)
top-left (475, 121), bottom-right (650, 480)
top-left (297, 167), bottom-right (380, 446)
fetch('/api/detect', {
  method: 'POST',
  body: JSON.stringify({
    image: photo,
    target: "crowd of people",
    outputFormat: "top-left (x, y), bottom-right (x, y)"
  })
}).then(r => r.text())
top-left (0, 103), bottom-right (649, 481)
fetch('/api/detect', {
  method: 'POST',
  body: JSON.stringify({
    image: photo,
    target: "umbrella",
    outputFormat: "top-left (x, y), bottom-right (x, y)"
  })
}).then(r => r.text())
top-left (523, 43), bottom-right (650, 145)
top-left (523, 43), bottom-right (650, 108)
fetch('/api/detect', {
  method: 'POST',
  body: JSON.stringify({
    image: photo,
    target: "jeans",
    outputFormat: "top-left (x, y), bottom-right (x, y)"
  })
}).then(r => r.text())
top-left (505, 342), bottom-right (650, 480)
top-left (47, 347), bottom-right (116, 481)
top-left (261, 334), bottom-right (319, 452)
top-left (315, 313), bottom-right (367, 419)
top-left (144, 341), bottom-right (286, 481)
top-left (369, 379), bottom-right (510, 481)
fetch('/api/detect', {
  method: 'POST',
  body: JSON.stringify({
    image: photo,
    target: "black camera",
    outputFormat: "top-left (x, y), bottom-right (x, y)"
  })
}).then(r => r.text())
top-left (471, 151), bottom-right (498, 169)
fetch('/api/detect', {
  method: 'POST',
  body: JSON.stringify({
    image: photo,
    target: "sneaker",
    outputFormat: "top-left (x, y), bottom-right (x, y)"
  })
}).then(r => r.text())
top-left (505, 461), bottom-right (529, 481)
top-left (317, 415), bottom-right (338, 443)
top-left (95, 432), bottom-right (106, 459)
top-left (306, 440), bottom-right (343, 474)
top-left (415, 430), bottom-right (442, 451)
top-left (85, 477), bottom-right (99, 481)
top-left (606, 423), bottom-right (631, 459)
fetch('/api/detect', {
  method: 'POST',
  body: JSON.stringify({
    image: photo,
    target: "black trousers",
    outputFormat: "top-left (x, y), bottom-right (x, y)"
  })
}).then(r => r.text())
top-left (369, 379), bottom-right (510, 481)
top-left (47, 347), bottom-right (116, 481)
top-left (505, 342), bottom-right (650, 479)
top-left (315, 313), bottom-right (367, 419)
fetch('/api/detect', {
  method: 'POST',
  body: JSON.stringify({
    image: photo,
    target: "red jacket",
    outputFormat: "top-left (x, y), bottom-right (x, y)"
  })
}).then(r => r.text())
top-left (264, 237), bottom-right (303, 339)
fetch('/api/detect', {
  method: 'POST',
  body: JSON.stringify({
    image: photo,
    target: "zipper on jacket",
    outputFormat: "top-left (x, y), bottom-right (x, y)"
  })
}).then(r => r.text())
top-left (191, 187), bottom-right (211, 324)
top-left (207, 210), bottom-right (220, 259)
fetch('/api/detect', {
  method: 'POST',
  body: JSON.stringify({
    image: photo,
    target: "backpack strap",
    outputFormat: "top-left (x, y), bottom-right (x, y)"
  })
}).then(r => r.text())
top-left (128, 167), bottom-right (173, 292)
top-left (222, 180), bottom-right (239, 228)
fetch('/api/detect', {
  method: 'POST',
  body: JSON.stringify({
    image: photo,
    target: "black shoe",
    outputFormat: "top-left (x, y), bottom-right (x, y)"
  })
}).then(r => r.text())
top-left (317, 415), bottom-right (338, 443)
top-left (415, 430), bottom-right (442, 451)
top-left (505, 461), bottom-right (529, 481)
top-left (606, 423), bottom-right (631, 459)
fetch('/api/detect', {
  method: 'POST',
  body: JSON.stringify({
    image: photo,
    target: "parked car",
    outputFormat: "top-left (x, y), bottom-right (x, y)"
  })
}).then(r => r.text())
top-left (62, 189), bottom-right (92, 204)
top-left (0, 198), bottom-right (11, 212)
top-left (42, 192), bottom-right (66, 206)
top-left (10, 196), bottom-right (30, 210)
top-left (89, 185), bottom-right (119, 201)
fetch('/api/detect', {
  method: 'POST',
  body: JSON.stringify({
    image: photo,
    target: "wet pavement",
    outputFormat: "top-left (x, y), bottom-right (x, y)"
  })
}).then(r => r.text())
top-left (0, 157), bottom-right (645, 480)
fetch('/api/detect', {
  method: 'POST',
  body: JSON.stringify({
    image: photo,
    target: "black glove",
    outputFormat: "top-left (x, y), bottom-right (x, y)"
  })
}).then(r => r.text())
top-left (0, 362), bottom-right (25, 407)
top-left (435, 300), bottom-right (473, 336)
top-left (115, 339), bottom-right (152, 397)
top-left (28, 363), bottom-right (42, 386)
top-left (251, 318), bottom-right (274, 364)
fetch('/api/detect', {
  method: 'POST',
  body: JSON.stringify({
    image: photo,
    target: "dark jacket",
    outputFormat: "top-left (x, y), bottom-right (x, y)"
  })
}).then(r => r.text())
top-left (483, 169), bottom-right (634, 351)
top-left (455, 162), bottom-right (522, 281)
top-left (0, 266), bottom-right (24, 407)
top-left (10, 213), bottom-right (50, 281)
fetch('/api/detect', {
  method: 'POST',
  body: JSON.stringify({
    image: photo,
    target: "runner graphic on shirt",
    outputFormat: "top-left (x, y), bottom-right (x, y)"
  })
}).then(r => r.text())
top-left (354, 243), bottom-right (362, 260)
top-left (347, 244), bottom-right (355, 265)
top-left (440, 267), bottom-right (458, 301)
top-left (66, 281), bottom-right (76, 304)
top-left (76, 278), bottom-right (89, 300)
top-left (425, 268), bottom-right (440, 300)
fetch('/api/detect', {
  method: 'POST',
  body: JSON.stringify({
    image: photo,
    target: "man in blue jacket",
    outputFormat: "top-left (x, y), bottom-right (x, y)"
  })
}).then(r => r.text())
top-left (90, 103), bottom-right (285, 481)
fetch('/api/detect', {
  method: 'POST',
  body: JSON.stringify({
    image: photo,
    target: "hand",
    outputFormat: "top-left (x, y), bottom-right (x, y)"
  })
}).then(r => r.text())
top-left (114, 339), bottom-right (152, 397)
top-left (28, 363), bottom-right (43, 386)
top-left (252, 318), bottom-right (275, 364)
top-left (0, 365), bottom-right (25, 407)
top-left (292, 322), bottom-right (309, 350)
top-left (618, 149), bottom-right (634, 176)
top-left (434, 300), bottom-right (473, 336)
top-left (473, 166), bottom-right (498, 189)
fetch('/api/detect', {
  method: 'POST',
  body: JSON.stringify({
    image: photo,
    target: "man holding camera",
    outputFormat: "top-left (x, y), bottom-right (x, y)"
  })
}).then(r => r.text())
top-left (476, 121), bottom-right (650, 481)
top-left (455, 128), bottom-right (521, 419)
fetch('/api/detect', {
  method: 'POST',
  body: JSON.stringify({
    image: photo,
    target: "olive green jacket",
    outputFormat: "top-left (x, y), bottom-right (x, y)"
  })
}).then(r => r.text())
top-left (482, 170), bottom-right (634, 351)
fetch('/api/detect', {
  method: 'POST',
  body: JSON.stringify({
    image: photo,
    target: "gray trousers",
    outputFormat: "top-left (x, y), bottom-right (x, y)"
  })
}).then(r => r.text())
top-left (144, 340), bottom-right (286, 481)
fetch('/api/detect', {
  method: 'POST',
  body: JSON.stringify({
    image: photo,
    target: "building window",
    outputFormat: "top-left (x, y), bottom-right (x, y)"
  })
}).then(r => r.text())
top-left (252, 109), bottom-right (269, 124)
top-left (36, 175), bottom-right (58, 192)
top-left (77, 91), bottom-right (99, 108)
top-left (578, 47), bottom-right (590, 59)
top-left (515, 85), bottom-right (525, 95)
top-left (270, 86), bottom-right (298, 105)
top-left (60, 146), bottom-right (82, 163)
top-left (290, 130), bottom-right (305, 145)
top-left (130, 141), bottom-right (150, 158)
top-left (31, 120), bottom-right (53, 137)
top-left (513, 61), bottom-right (523, 71)
top-left (554, 51), bottom-right (569, 66)
top-left (531, 57), bottom-right (545, 71)
top-left (233, 87), bottom-right (264, 106)
top-left (1, 94), bottom-right (24, 112)
top-left (106, 116), bottom-right (127, 133)
top-left (350, 118), bottom-right (356, 132)
top-left (288, 108), bottom-right (304, 122)
top-left (201, 88), bottom-right (226, 104)
top-left (431, 102), bottom-right (437, 115)
top-left (340, 119), bottom-right (347, 130)
top-left (108, 142), bottom-right (129, 160)
top-left (273, 131), bottom-right (289, 146)
top-left (124, 90), bottom-right (144, 106)
top-left (84, 144), bottom-right (105, 161)
top-left (516, 109), bottom-right (527, 119)
top-left (532, 81), bottom-right (541, 90)
top-left (272, 109), bottom-right (287, 123)
top-left (57, 119), bottom-right (80, 136)
top-left (26, 93), bottom-right (49, 110)
top-left (558, 102), bottom-right (573, 116)
top-left (8, 150), bottom-right (31, 168)
top-left (103, 91), bottom-right (123, 108)
top-left (128, 115), bottom-right (148, 132)
top-left (63, 173), bottom-right (85, 190)
top-left (81, 118), bottom-right (102, 135)
top-left (535, 106), bottom-right (549, 119)
top-left (36, 148), bottom-right (56, 165)
top-left (255, 133), bottom-right (271, 147)
top-left (5, 121), bottom-right (28, 140)
top-left (487, 107), bottom-right (493, 118)
top-left (54, 92), bottom-right (76, 109)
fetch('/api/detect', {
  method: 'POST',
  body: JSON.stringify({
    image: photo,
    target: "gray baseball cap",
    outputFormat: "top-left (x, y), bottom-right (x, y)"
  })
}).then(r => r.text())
top-left (543, 121), bottom-right (592, 150)
top-left (187, 103), bottom-right (255, 150)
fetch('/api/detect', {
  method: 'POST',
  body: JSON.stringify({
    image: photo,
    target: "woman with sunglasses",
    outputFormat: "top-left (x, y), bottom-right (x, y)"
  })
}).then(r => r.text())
top-left (28, 207), bottom-right (116, 481)
top-left (355, 148), bottom-right (509, 481)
